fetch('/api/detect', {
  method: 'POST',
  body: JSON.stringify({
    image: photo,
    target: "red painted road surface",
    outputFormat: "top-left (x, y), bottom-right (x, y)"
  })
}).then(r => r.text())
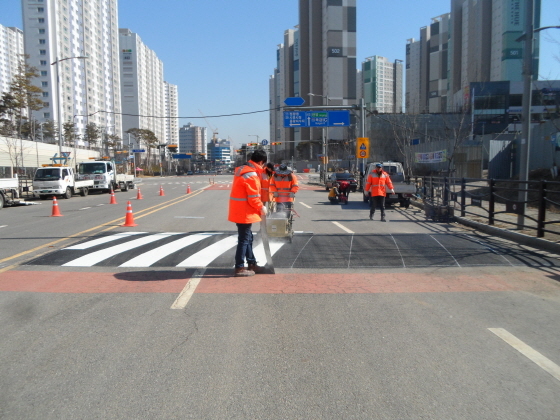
top-left (0, 270), bottom-right (548, 295)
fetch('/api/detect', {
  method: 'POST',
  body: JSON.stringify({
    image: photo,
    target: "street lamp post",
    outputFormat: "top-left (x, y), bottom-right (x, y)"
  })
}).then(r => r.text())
top-left (308, 93), bottom-right (330, 179)
top-left (51, 55), bottom-right (88, 158)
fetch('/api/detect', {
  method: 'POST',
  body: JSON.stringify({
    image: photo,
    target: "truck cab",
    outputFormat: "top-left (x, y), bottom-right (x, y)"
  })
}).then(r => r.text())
top-left (33, 165), bottom-right (76, 199)
top-left (77, 159), bottom-right (135, 193)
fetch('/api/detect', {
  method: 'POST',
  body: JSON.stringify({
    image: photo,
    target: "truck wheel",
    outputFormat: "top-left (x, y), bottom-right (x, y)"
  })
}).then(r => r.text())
top-left (0, 193), bottom-right (4, 209)
top-left (121, 183), bottom-right (128, 192)
top-left (80, 187), bottom-right (89, 197)
top-left (64, 187), bottom-right (72, 199)
top-left (129, 182), bottom-right (135, 190)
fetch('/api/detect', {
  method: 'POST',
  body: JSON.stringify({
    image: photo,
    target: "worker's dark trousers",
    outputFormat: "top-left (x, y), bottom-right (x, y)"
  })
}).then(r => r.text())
top-left (369, 195), bottom-right (385, 217)
top-left (235, 223), bottom-right (256, 268)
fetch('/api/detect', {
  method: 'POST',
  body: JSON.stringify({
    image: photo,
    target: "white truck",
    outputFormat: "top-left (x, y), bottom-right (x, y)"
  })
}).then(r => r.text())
top-left (362, 161), bottom-right (417, 208)
top-left (33, 165), bottom-right (94, 199)
top-left (76, 159), bottom-right (135, 193)
top-left (0, 176), bottom-right (21, 209)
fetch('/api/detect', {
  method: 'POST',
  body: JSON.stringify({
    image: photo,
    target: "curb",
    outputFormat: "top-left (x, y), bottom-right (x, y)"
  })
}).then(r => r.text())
top-left (410, 200), bottom-right (560, 255)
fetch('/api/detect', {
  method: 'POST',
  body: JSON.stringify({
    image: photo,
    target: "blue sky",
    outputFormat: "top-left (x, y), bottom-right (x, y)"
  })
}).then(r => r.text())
top-left (3, 0), bottom-right (559, 148)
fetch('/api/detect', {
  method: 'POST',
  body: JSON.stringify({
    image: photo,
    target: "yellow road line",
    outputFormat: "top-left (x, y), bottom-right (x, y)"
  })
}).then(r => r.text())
top-left (0, 190), bottom-right (204, 272)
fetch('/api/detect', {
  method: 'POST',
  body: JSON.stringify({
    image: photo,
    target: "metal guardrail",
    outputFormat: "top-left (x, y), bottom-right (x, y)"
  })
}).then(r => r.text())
top-left (415, 176), bottom-right (560, 239)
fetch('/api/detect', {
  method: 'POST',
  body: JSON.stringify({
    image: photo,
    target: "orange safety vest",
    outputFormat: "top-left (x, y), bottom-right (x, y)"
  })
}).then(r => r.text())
top-left (270, 173), bottom-right (299, 203)
top-left (228, 161), bottom-right (263, 224)
top-left (260, 170), bottom-right (272, 203)
top-left (365, 170), bottom-right (394, 197)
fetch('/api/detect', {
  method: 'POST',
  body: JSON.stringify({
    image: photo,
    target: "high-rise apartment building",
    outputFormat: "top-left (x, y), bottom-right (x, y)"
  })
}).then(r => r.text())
top-left (164, 81), bottom-right (179, 145)
top-left (0, 25), bottom-right (24, 94)
top-left (22, 0), bottom-right (122, 142)
top-left (406, 0), bottom-right (541, 114)
top-left (362, 56), bottom-right (403, 114)
top-left (270, 0), bottom-right (357, 158)
top-left (179, 123), bottom-right (207, 155)
top-left (119, 28), bottom-right (165, 143)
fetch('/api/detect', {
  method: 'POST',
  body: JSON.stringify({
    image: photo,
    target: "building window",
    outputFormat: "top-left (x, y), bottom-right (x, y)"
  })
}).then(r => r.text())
top-left (38, 7), bottom-right (44, 12)
top-left (42, 92), bottom-right (49, 97)
top-left (40, 60), bottom-right (47, 66)
top-left (43, 102), bottom-right (49, 107)
top-left (39, 39), bottom-right (46, 44)
top-left (41, 71), bottom-right (47, 76)
top-left (39, 29), bottom-right (45, 34)
top-left (41, 81), bottom-right (48, 87)
top-left (39, 50), bottom-right (46, 55)
top-left (38, 18), bottom-right (44, 23)
top-left (44, 113), bottom-right (50, 118)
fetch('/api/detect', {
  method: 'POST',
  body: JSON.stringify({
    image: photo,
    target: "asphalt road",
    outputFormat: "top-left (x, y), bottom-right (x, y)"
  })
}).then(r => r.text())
top-left (1, 173), bottom-right (560, 419)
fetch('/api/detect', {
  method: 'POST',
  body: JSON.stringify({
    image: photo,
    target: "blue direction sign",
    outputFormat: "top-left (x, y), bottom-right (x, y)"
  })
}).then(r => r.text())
top-left (132, 149), bottom-right (146, 153)
top-left (283, 110), bottom-right (350, 127)
top-left (172, 153), bottom-right (192, 159)
top-left (284, 96), bottom-right (305, 107)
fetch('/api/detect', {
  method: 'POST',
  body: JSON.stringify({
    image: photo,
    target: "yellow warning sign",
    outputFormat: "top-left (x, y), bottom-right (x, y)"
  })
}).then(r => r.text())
top-left (356, 137), bottom-right (369, 159)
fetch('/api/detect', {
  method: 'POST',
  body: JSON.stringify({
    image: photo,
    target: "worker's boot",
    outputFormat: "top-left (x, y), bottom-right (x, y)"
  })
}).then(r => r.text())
top-left (234, 267), bottom-right (255, 277)
top-left (369, 211), bottom-right (374, 220)
top-left (248, 263), bottom-right (264, 274)
top-left (381, 215), bottom-right (386, 222)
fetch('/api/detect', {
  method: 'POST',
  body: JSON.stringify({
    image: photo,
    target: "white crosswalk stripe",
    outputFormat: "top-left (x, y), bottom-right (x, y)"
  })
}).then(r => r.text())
top-left (63, 233), bottom-right (182, 267)
top-left (119, 233), bottom-right (220, 267)
top-left (177, 234), bottom-right (238, 267)
top-left (64, 232), bottom-right (146, 250)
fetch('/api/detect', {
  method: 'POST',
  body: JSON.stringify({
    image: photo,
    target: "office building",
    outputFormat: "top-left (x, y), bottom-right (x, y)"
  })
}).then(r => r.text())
top-left (119, 28), bottom-right (165, 143)
top-left (164, 81), bottom-right (179, 145)
top-left (362, 56), bottom-right (403, 114)
top-left (207, 139), bottom-right (232, 165)
top-left (179, 123), bottom-right (207, 155)
top-left (0, 25), bottom-right (24, 94)
top-left (22, 0), bottom-right (122, 142)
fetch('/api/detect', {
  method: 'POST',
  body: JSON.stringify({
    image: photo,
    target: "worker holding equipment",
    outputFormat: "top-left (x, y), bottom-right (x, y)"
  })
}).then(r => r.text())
top-left (270, 164), bottom-right (299, 212)
top-left (228, 150), bottom-right (268, 277)
top-left (364, 163), bottom-right (394, 222)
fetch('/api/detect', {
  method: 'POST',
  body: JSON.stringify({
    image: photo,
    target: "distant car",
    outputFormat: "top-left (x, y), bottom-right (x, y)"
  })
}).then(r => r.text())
top-left (186, 171), bottom-right (193, 175)
top-left (325, 172), bottom-right (358, 192)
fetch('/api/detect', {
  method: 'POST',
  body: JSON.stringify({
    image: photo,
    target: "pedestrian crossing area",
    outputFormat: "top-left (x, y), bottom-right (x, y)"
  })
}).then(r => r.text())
top-left (25, 231), bottom-right (560, 269)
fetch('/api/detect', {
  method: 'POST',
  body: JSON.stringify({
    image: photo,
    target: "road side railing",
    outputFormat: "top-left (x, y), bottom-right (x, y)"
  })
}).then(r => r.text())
top-left (414, 176), bottom-right (560, 239)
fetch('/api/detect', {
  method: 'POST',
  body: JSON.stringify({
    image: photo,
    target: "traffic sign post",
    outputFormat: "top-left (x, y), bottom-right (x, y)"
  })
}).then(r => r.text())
top-left (261, 139), bottom-right (268, 146)
top-left (357, 137), bottom-right (369, 159)
top-left (284, 97), bottom-right (305, 107)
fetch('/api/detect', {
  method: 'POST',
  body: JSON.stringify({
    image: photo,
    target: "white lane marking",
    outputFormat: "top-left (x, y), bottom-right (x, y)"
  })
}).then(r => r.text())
top-left (332, 221), bottom-right (354, 234)
top-left (489, 328), bottom-right (560, 382)
top-left (390, 234), bottom-right (406, 268)
top-left (64, 232), bottom-right (147, 250)
top-left (120, 233), bottom-right (219, 267)
top-left (95, 204), bottom-right (104, 207)
top-left (347, 234), bottom-right (354, 269)
top-left (176, 235), bottom-right (238, 267)
top-left (63, 233), bottom-right (180, 266)
top-left (0, 225), bottom-right (7, 229)
top-left (430, 235), bottom-right (461, 267)
top-left (299, 202), bottom-right (312, 209)
top-left (79, 207), bottom-right (91, 211)
top-left (171, 268), bottom-right (206, 309)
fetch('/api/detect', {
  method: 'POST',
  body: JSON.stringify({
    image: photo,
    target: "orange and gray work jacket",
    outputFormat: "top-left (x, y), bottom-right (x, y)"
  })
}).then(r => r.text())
top-left (364, 170), bottom-right (394, 197)
top-left (227, 161), bottom-right (263, 224)
top-left (270, 173), bottom-right (299, 203)
top-left (260, 171), bottom-right (272, 203)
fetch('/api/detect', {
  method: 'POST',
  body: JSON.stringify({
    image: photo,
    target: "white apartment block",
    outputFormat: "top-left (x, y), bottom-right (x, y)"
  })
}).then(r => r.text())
top-left (22, 0), bottom-right (122, 143)
top-left (119, 28), bottom-right (165, 143)
top-left (0, 25), bottom-right (24, 94)
top-left (362, 56), bottom-right (403, 114)
top-left (164, 81), bottom-right (179, 145)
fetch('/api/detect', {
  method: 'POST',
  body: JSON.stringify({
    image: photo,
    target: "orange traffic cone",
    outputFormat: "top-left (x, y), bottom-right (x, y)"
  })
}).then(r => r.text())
top-left (122, 201), bottom-right (138, 227)
top-left (109, 189), bottom-right (117, 204)
top-left (159, 185), bottom-right (165, 196)
top-left (187, 184), bottom-right (191, 194)
top-left (51, 196), bottom-right (63, 217)
top-left (136, 188), bottom-right (143, 200)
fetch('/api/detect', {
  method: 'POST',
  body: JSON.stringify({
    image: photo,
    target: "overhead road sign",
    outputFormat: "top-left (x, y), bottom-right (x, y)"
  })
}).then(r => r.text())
top-left (283, 110), bottom-right (350, 127)
top-left (172, 153), bottom-right (192, 159)
top-left (284, 97), bottom-right (305, 107)
top-left (132, 149), bottom-right (146, 153)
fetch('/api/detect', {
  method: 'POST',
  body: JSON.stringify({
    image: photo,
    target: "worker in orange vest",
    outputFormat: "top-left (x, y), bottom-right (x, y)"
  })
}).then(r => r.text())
top-left (228, 150), bottom-right (268, 277)
top-left (260, 162), bottom-right (275, 213)
top-left (270, 164), bottom-right (299, 212)
top-left (364, 163), bottom-right (394, 222)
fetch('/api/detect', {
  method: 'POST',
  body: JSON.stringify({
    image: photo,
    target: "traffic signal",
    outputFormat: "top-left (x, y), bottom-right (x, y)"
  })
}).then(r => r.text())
top-left (271, 142), bottom-right (282, 145)
top-left (247, 143), bottom-right (258, 146)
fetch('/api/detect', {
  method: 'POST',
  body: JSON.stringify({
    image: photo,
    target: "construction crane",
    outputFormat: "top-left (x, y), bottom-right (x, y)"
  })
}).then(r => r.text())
top-left (198, 109), bottom-right (219, 143)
